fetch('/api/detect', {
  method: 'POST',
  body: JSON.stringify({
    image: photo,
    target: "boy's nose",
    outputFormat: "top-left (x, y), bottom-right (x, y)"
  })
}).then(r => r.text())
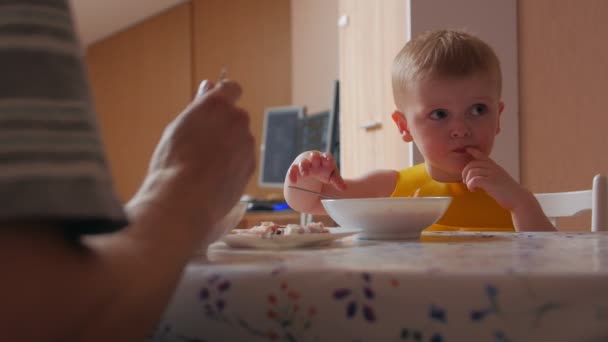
top-left (450, 127), bottom-right (471, 138)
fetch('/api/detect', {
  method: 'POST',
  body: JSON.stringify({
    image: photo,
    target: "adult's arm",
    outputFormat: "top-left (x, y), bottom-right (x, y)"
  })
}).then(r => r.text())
top-left (0, 81), bottom-right (255, 341)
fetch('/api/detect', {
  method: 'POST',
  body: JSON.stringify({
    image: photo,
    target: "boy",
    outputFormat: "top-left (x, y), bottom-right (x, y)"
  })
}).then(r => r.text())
top-left (283, 29), bottom-right (554, 232)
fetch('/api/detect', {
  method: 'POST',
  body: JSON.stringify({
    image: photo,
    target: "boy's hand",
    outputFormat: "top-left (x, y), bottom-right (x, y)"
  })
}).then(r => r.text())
top-left (461, 147), bottom-right (528, 210)
top-left (287, 151), bottom-right (346, 190)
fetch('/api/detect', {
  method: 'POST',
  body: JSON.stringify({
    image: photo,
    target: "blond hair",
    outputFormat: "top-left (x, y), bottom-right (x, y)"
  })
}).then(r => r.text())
top-left (392, 29), bottom-right (502, 109)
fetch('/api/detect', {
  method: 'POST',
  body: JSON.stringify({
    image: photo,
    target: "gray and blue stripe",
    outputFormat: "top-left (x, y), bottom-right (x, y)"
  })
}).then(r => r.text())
top-left (0, 0), bottom-right (126, 233)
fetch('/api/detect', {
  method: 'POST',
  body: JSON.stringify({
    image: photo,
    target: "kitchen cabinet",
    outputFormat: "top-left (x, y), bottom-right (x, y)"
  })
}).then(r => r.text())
top-left (87, 4), bottom-right (192, 201)
top-left (191, 0), bottom-right (292, 198)
top-left (87, 1), bottom-right (292, 201)
top-left (337, 0), bottom-right (410, 178)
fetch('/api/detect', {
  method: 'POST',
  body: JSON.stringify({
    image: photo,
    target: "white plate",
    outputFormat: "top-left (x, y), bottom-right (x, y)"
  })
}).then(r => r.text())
top-left (221, 227), bottom-right (360, 250)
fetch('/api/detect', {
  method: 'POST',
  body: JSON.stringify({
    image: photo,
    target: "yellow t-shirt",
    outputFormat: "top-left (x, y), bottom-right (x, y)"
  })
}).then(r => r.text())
top-left (391, 163), bottom-right (515, 232)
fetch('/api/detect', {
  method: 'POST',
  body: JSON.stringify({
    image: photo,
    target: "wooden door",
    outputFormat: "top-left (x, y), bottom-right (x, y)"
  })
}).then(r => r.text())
top-left (338, 0), bottom-right (409, 178)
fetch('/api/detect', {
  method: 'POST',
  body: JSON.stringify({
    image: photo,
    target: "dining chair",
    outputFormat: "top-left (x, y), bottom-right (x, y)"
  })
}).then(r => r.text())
top-left (534, 174), bottom-right (607, 231)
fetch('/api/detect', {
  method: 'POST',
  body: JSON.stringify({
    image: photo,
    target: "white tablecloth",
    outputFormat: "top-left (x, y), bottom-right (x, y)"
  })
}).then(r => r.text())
top-left (153, 232), bottom-right (608, 341)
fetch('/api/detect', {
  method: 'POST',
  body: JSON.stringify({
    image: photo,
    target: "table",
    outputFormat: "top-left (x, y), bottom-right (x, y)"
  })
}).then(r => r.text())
top-left (153, 232), bottom-right (608, 341)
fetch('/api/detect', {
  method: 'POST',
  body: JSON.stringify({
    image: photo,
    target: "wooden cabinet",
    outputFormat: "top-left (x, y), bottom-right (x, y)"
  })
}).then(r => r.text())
top-left (337, 0), bottom-right (410, 178)
top-left (87, 1), bottom-right (293, 201)
top-left (86, 4), bottom-right (193, 201)
top-left (191, 0), bottom-right (292, 199)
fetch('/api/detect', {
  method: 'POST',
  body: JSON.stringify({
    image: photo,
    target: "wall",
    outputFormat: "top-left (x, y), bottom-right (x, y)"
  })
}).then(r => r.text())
top-left (291, 0), bottom-right (339, 114)
top-left (72, 0), bottom-right (187, 45)
top-left (86, 3), bottom-right (192, 201)
top-left (87, 1), bottom-right (293, 201)
top-left (191, 0), bottom-right (292, 199)
top-left (519, 0), bottom-right (608, 230)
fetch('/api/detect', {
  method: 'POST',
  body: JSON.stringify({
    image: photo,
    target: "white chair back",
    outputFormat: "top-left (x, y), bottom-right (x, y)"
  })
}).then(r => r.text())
top-left (534, 174), bottom-right (607, 231)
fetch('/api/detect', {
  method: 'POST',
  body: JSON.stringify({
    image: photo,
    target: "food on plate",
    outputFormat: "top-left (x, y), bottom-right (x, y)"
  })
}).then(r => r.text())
top-left (231, 221), bottom-right (329, 238)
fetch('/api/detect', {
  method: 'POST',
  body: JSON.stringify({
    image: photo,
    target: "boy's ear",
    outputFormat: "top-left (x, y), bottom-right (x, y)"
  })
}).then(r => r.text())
top-left (496, 101), bottom-right (504, 135)
top-left (391, 111), bottom-right (413, 142)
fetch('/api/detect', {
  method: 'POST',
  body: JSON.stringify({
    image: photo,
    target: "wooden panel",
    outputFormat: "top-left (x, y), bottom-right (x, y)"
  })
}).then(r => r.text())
top-left (86, 3), bottom-right (192, 201)
top-left (338, 0), bottom-right (409, 178)
top-left (191, 0), bottom-right (292, 199)
top-left (519, 0), bottom-right (608, 230)
top-left (291, 0), bottom-right (339, 114)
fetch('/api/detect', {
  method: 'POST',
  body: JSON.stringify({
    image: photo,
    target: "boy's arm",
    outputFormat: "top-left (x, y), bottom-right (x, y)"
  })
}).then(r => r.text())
top-left (509, 191), bottom-right (556, 231)
top-left (463, 148), bottom-right (555, 231)
top-left (284, 151), bottom-right (398, 215)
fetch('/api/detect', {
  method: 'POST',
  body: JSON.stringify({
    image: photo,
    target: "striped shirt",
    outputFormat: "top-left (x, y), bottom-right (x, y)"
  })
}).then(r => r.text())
top-left (0, 0), bottom-right (126, 234)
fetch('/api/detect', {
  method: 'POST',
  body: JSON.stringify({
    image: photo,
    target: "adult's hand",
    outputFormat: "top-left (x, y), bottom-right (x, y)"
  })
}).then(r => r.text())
top-left (0, 80), bottom-right (256, 341)
top-left (79, 80), bottom-right (255, 340)
top-left (129, 80), bottom-right (256, 245)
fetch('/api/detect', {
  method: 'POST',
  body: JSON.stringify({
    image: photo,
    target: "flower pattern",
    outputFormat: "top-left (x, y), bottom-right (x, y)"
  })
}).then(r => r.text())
top-left (263, 280), bottom-right (319, 341)
top-left (154, 232), bottom-right (608, 341)
top-left (333, 273), bottom-right (377, 322)
top-left (199, 274), bottom-right (232, 322)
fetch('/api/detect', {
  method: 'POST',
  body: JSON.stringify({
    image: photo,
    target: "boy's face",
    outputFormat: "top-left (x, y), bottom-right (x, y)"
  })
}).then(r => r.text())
top-left (392, 73), bottom-right (503, 182)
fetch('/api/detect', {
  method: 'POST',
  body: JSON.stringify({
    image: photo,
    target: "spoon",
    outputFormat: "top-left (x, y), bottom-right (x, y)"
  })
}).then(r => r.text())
top-left (288, 185), bottom-right (338, 199)
top-left (197, 67), bottom-right (228, 96)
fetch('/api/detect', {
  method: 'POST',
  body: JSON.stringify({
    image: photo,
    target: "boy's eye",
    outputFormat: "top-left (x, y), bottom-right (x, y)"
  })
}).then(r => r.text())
top-left (470, 104), bottom-right (487, 116)
top-left (429, 109), bottom-right (448, 120)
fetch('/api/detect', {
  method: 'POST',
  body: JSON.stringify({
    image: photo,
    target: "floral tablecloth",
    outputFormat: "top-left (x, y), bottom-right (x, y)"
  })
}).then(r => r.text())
top-left (152, 232), bottom-right (608, 341)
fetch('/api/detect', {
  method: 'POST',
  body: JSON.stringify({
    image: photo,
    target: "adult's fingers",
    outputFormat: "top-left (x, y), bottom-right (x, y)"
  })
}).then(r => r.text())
top-left (209, 80), bottom-right (242, 104)
top-left (196, 79), bottom-right (215, 97)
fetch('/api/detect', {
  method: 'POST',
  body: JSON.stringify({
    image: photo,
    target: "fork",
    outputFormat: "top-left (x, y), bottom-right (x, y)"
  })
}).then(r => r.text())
top-left (287, 185), bottom-right (338, 199)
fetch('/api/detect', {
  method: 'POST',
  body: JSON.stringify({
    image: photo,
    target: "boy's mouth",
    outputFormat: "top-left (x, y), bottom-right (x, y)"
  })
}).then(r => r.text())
top-left (452, 146), bottom-right (474, 153)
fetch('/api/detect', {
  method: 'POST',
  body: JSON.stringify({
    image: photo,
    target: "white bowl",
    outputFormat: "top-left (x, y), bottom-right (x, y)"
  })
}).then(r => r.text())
top-left (321, 197), bottom-right (452, 240)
